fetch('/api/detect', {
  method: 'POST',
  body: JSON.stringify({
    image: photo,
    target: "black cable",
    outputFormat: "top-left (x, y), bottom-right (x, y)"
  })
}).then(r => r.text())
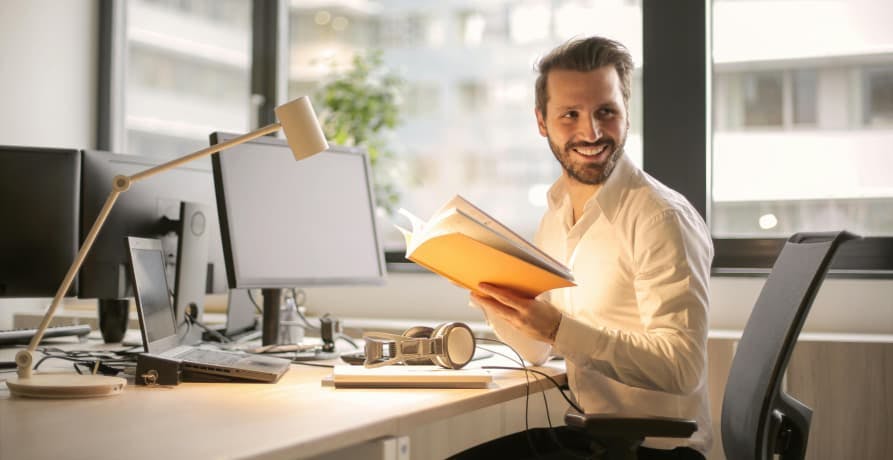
top-left (476, 337), bottom-right (591, 458)
top-left (336, 334), bottom-right (359, 349)
top-left (482, 365), bottom-right (582, 414)
top-left (476, 337), bottom-right (539, 457)
top-left (290, 288), bottom-right (322, 330)
top-left (247, 289), bottom-right (263, 314)
top-left (185, 315), bottom-right (230, 343)
top-left (477, 344), bottom-right (557, 433)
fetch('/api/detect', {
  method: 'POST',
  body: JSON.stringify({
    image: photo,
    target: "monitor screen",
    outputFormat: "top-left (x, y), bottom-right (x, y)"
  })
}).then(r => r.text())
top-left (0, 146), bottom-right (80, 298)
top-left (211, 133), bottom-right (386, 289)
top-left (79, 150), bottom-right (228, 300)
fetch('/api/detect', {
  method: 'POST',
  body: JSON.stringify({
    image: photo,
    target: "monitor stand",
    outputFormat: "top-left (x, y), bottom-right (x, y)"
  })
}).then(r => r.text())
top-left (173, 201), bottom-right (210, 343)
top-left (261, 288), bottom-right (282, 346)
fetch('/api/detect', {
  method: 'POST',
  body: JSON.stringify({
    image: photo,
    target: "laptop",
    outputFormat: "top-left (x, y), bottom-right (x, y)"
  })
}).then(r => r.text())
top-left (127, 237), bottom-right (290, 383)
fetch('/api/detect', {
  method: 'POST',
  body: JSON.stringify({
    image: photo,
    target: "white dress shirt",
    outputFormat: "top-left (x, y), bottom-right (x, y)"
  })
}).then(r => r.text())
top-left (487, 153), bottom-right (714, 455)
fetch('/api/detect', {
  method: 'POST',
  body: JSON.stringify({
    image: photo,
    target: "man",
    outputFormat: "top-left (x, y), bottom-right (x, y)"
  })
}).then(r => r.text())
top-left (462, 37), bottom-right (713, 459)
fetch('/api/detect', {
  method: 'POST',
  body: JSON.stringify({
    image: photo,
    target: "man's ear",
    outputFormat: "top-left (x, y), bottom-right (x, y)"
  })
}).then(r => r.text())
top-left (535, 108), bottom-right (548, 137)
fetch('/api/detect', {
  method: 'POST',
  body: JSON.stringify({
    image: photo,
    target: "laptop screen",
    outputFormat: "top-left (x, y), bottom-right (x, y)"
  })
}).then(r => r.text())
top-left (127, 237), bottom-right (180, 353)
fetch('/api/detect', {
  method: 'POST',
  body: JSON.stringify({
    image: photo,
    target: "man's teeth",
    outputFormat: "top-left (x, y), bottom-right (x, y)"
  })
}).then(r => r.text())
top-left (573, 145), bottom-right (607, 156)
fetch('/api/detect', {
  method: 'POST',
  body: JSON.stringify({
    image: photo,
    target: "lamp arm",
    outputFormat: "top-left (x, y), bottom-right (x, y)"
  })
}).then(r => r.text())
top-left (16, 189), bottom-right (121, 378)
top-left (14, 121), bottom-right (282, 379)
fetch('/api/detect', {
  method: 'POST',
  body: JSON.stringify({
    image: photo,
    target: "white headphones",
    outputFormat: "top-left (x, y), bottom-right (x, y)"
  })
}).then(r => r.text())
top-left (362, 322), bottom-right (476, 369)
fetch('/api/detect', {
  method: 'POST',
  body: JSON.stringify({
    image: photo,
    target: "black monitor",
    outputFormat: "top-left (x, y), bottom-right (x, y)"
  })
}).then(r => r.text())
top-left (0, 146), bottom-right (81, 298)
top-left (210, 132), bottom-right (386, 345)
top-left (79, 150), bottom-right (228, 318)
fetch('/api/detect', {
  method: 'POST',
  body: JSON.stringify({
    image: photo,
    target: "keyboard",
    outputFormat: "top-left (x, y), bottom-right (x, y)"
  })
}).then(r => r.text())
top-left (0, 324), bottom-right (92, 346)
top-left (171, 347), bottom-right (245, 366)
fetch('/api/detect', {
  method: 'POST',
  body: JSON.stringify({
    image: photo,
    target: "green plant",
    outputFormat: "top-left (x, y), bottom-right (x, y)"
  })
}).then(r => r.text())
top-left (314, 50), bottom-right (404, 215)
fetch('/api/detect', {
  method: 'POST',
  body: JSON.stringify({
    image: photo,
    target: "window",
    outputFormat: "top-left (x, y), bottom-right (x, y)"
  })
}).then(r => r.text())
top-left (792, 69), bottom-right (818, 126)
top-left (742, 72), bottom-right (784, 127)
top-left (712, 0), bottom-right (893, 240)
top-left (864, 66), bottom-right (893, 127)
top-left (288, 0), bottom-right (643, 250)
top-left (117, 0), bottom-right (252, 159)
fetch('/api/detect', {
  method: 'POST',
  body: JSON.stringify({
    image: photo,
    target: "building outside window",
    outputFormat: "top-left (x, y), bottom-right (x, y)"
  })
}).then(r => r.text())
top-left (122, 0), bottom-right (252, 160)
top-left (712, 0), bottom-right (893, 238)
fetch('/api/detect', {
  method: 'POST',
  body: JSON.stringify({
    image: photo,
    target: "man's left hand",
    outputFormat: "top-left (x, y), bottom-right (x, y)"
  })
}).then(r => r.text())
top-left (471, 283), bottom-right (562, 344)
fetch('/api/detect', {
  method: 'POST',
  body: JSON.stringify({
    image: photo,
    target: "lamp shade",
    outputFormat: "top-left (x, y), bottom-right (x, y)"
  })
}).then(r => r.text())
top-left (275, 96), bottom-right (329, 160)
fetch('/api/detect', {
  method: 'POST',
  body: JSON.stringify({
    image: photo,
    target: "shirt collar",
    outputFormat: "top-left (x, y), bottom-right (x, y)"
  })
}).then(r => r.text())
top-left (546, 153), bottom-right (637, 223)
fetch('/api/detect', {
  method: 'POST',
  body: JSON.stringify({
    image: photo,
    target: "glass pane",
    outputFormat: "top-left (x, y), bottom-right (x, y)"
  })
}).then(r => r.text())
top-left (712, 0), bottom-right (893, 237)
top-left (792, 69), bottom-right (818, 126)
top-left (124, 0), bottom-right (252, 159)
top-left (288, 0), bottom-right (643, 250)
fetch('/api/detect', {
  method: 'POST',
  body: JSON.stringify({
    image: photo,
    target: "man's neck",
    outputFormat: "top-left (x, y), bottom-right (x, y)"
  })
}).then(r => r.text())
top-left (565, 175), bottom-right (602, 225)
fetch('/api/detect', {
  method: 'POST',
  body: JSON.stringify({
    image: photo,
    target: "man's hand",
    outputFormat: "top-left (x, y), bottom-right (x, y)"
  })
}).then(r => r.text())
top-left (471, 283), bottom-right (562, 344)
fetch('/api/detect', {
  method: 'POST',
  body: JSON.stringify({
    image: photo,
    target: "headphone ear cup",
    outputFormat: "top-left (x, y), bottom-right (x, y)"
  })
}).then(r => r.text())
top-left (431, 322), bottom-right (475, 369)
top-left (401, 326), bottom-right (435, 365)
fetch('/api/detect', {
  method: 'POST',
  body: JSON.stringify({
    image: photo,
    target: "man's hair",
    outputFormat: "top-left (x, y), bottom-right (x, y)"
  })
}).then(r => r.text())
top-left (534, 36), bottom-right (634, 116)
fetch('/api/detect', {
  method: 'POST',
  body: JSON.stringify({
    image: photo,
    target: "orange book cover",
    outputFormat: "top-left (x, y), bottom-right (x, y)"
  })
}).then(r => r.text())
top-left (396, 195), bottom-right (575, 297)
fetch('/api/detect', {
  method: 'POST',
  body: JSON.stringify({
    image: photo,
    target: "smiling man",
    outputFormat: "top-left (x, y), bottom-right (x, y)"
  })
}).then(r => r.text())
top-left (456, 37), bottom-right (714, 460)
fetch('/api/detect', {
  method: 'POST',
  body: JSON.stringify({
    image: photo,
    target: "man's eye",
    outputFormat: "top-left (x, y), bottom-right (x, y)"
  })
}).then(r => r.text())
top-left (597, 108), bottom-right (616, 117)
top-left (561, 111), bottom-right (578, 119)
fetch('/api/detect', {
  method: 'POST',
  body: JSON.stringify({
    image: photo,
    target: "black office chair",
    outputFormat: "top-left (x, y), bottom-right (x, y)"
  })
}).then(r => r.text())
top-left (565, 231), bottom-right (858, 460)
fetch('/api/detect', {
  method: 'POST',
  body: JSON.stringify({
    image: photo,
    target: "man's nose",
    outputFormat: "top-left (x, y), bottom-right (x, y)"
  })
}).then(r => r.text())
top-left (578, 117), bottom-right (602, 142)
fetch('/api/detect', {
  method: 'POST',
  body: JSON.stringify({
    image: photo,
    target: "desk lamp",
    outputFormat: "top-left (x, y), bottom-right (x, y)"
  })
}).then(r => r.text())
top-left (6, 96), bottom-right (329, 398)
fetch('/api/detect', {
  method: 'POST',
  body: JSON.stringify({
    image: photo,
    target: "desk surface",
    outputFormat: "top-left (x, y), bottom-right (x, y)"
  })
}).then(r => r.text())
top-left (0, 343), bottom-right (566, 460)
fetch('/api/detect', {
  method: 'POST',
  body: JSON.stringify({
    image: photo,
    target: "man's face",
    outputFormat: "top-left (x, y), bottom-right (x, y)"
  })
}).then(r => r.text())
top-left (536, 66), bottom-right (629, 185)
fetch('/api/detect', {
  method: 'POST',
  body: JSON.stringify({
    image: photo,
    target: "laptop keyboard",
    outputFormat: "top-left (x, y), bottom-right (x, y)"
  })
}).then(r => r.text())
top-left (172, 348), bottom-right (244, 366)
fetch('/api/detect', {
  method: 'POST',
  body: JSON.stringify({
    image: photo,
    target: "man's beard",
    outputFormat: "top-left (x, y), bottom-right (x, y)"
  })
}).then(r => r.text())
top-left (547, 133), bottom-right (625, 185)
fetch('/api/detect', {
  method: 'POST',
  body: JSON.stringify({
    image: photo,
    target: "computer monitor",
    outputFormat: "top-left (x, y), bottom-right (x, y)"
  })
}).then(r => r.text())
top-left (0, 146), bottom-right (81, 298)
top-left (210, 132), bottom-right (386, 345)
top-left (79, 150), bottom-right (228, 318)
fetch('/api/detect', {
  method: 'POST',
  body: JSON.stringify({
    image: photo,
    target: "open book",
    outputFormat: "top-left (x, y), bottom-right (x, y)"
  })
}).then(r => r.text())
top-left (396, 195), bottom-right (574, 297)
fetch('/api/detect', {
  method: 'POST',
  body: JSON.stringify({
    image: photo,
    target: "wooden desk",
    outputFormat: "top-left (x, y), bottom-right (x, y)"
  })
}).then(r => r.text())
top-left (0, 345), bottom-right (568, 460)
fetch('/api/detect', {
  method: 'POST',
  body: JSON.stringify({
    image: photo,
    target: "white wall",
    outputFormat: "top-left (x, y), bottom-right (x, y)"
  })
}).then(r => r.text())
top-left (0, 0), bottom-right (99, 328)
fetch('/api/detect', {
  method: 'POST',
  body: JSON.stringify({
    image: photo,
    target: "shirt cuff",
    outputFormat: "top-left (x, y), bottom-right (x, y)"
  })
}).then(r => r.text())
top-left (552, 313), bottom-right (605, 362)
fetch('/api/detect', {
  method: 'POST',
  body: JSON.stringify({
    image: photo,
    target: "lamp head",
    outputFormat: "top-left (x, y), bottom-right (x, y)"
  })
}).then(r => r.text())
top-left (275, 96), bottom-right (329, 160)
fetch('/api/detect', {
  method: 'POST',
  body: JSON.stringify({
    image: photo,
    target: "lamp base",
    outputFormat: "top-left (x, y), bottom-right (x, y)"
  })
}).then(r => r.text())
top-left (6, 373), bottom-right (126, 398)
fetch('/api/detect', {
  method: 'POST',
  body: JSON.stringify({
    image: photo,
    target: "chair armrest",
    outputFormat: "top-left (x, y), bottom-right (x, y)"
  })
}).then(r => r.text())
top-left (565, 409), bottom-right (697, 439)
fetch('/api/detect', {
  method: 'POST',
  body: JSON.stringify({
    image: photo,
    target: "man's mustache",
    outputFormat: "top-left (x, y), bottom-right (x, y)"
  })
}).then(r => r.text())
top-left (565, 139), bottom-right (614, 150)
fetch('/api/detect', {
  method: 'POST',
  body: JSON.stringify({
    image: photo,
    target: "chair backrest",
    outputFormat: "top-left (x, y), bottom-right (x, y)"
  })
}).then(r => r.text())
top-left (721, 231), bottom-right (857, 460)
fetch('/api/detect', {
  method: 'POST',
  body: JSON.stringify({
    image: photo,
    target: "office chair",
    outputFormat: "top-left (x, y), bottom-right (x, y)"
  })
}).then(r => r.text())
top-left (564, 231), bottom-right (858, 460)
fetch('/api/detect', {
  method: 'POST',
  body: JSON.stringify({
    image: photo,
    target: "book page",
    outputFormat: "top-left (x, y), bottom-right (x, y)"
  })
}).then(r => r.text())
top-left (410, 207), bottom-right (571, 279)
top-left (428, 196), bottom-right (571, 278)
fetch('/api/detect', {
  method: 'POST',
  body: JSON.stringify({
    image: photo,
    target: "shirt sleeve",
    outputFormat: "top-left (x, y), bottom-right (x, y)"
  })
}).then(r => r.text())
top-left (552, 209), bottom-right (713, 395)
